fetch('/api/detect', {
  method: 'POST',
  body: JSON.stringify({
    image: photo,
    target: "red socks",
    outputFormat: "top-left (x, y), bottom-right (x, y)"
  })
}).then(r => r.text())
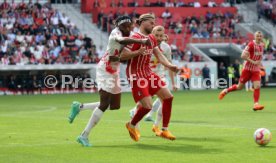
top-left (227, 84), bottom-right (238, 93)
top-left (254, 88), bottom-right (260, 103)
top-left (131, 96), bottom-right (174, 128)
top-left (131, 105), bottom-right (150, 126)
top-left (162, 97), bottom-right (174, 128)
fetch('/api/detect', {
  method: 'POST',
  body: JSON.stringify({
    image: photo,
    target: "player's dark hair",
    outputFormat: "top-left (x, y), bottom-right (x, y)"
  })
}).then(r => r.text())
top-left (115, 16), bottom-right (132, 26)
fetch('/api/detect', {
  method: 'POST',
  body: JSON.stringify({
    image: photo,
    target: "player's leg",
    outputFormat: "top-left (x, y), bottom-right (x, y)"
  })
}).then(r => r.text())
top-left (129, 104), bottom-right (138, 118)
top-left (219, 69), bottom-right (249, 100)
top-left (109, 93), bottom-right (121, 110)
top-left (152, 100), bottom-right (162, 136)
top-left (252, 72), bottom-right (264, 111)
top-left (245, 81), bottom-right (249, 91)
top-left (246, 81), bottom-right (254, 92)
top-left (219, 81), bottom-right (245, 100)
top-left (145, 76), bottom-right (167, 122)
top-left (109, 75), bottom-right (121, 110)
top-left (69, 68), bottom-right (110, 123)
top-left (126, 96), bottom-right (152, 142)
top-left (131, 96), bottom-right (152, 129)
top-left (126, 78), bottom-right (153, 141)
top-left (80, 102), bottom-right (101, 111)
top-left (249, 81), bottom-right (254, 91)
top-left (156, 87), bottom-right (176, 140)
top-left (78, 89), bottom-right (111, 147)
top-left (68, 101), bottom-right (100, 124)
top-left (144, 98), bottom-right (161, 122)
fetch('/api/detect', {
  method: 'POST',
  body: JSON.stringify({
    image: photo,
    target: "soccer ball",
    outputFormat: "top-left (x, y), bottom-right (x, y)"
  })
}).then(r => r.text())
top-left (254, 128), bottom-right (272, 146)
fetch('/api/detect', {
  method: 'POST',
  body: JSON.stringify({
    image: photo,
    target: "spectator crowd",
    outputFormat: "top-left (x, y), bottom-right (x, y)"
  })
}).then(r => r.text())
top-left (257, 0), bottom-right (276, 26)
top-left (0, 0), bottom-right (100, 66)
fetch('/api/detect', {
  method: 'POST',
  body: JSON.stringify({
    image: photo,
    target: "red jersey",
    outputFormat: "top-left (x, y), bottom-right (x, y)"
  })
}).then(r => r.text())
top-left (243, 40), bottom-right (264, 72)
top-left (125, 32), bottom-right (158, 79)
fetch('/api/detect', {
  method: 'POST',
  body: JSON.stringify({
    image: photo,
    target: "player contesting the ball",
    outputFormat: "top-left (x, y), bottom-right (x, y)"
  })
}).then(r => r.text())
top-left (68, 16), bottom-right (150, 147)
top-left (120, 14), bottom-right (179, 142)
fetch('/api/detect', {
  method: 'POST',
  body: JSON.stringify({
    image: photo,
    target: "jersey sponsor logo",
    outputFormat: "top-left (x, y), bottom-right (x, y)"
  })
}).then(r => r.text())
top-left (255, 50), bottom-right (263, 56)
top-left (143, 49), bottom-right (153, 55)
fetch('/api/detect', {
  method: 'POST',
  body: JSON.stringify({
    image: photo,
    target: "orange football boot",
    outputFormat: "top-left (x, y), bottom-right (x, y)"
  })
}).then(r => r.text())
top-left (253, 103), bottom-right (264, 111)
top-left (136, 128), bottom-right (141, 139)
top-left (152, 125), bottom-right (161, 136)
top-left (160, 130), bottom-right (176, 140)
top-left (218, 89), bottom-right (227, 100)
top-left (126, 122), bottom-right (139, 142)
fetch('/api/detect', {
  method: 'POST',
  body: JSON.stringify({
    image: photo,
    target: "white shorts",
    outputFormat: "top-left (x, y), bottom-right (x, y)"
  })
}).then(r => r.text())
top-left (154, 71), bottom-right (166, 82)
top-left (96, 67), bottom-right (121, 94)
top-left (161, 76), bottom-right (166, 83)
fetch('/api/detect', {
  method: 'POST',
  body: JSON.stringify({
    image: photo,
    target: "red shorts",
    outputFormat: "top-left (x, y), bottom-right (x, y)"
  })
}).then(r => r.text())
top-left (130, 73), bottom-right (166, 103)
top-left (239, 69), bottom-right (261, 84)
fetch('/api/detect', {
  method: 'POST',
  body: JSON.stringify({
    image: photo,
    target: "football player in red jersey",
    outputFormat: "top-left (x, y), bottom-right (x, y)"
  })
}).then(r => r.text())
top-left (219, 31), bottom-right (265, 111)
top-left (120, 14), bottom-right (179, 141)
top-left (128, 26), bottom-right (178, 137)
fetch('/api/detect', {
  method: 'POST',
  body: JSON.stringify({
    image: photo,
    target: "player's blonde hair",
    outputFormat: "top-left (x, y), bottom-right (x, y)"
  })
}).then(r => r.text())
top-left (136, 13), bottom-right (155, 26)
top-left (152, 25), bottom-right (165, 33)
top-left (254, 31), bottom-right (263, 36)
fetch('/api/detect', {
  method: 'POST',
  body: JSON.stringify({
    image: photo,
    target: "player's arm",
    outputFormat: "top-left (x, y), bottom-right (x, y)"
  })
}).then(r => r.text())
top-left (164, 47), bottom-right (178, 91)
top-left (164, 62), bottom-right (177, 90)
top-left (241, 45), bottom-right (261, 65)
top-left (115, 37), bottom-right (151, 45)
top-left (119, 47), bottom-right (146, 61)
top-left (169, 68), bottom-right (177, 91)
top-left (153, 47), bottom-right (178, 73)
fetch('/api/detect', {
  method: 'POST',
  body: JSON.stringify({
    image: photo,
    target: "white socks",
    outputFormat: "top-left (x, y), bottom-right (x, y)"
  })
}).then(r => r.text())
top-left (130, 105), bottom-right (137, 114)
top-left (146, 98), bottom-right (161, 117)
top-left (81, 107), bottom-right (103, 138)
top-left (80, 102), bottom-right (100, 111)
top-left (154, 105), bottom-right (162, 126)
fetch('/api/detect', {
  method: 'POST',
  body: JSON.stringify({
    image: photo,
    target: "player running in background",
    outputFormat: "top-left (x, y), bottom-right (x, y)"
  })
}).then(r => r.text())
top-left (68, 16), bottom-right (150, 147)
top-left (128, 27), bottom-right (178, 137)
top-left (219, 31), bottom-right (265, 111)
top-left (120, 14), bottom-right (179, 142)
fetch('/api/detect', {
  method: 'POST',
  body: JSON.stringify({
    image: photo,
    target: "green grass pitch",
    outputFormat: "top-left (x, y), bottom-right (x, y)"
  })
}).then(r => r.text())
top-left (0, 88), bottom-right (275, 163)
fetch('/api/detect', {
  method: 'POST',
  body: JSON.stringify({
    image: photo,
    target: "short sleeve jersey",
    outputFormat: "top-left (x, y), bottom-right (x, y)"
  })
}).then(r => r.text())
top-left (98, 27), bottom-right (124, 74)
top-left (243, 40), bottom-right (264, 72)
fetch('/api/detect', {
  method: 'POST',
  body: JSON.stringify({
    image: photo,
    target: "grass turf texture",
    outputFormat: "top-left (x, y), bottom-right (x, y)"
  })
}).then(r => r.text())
top-left (0, 88), bottom-right (275, 163)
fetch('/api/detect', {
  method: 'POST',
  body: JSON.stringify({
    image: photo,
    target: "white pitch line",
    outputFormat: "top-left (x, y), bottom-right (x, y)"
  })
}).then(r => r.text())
top-left (0, 106), bottom-right (57, 116)
top-left (0, 137), bottom-right (131, 148)
top-left (1, 107), bottom-right (276, 133)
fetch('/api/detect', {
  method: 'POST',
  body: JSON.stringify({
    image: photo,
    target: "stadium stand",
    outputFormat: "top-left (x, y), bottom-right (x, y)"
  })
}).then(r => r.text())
top-left (256, 0), bottom-right (276, 26)
top-left (0, 0), bottom-right (98, 94)
top-left (85, 0), bottom-right (276, 61)
top-left (93, 6), bottom-right (239, 50)
top-left (0, 0), bottom-right (276, 94)
top-left (0, 0), bottom-right (98, 66)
